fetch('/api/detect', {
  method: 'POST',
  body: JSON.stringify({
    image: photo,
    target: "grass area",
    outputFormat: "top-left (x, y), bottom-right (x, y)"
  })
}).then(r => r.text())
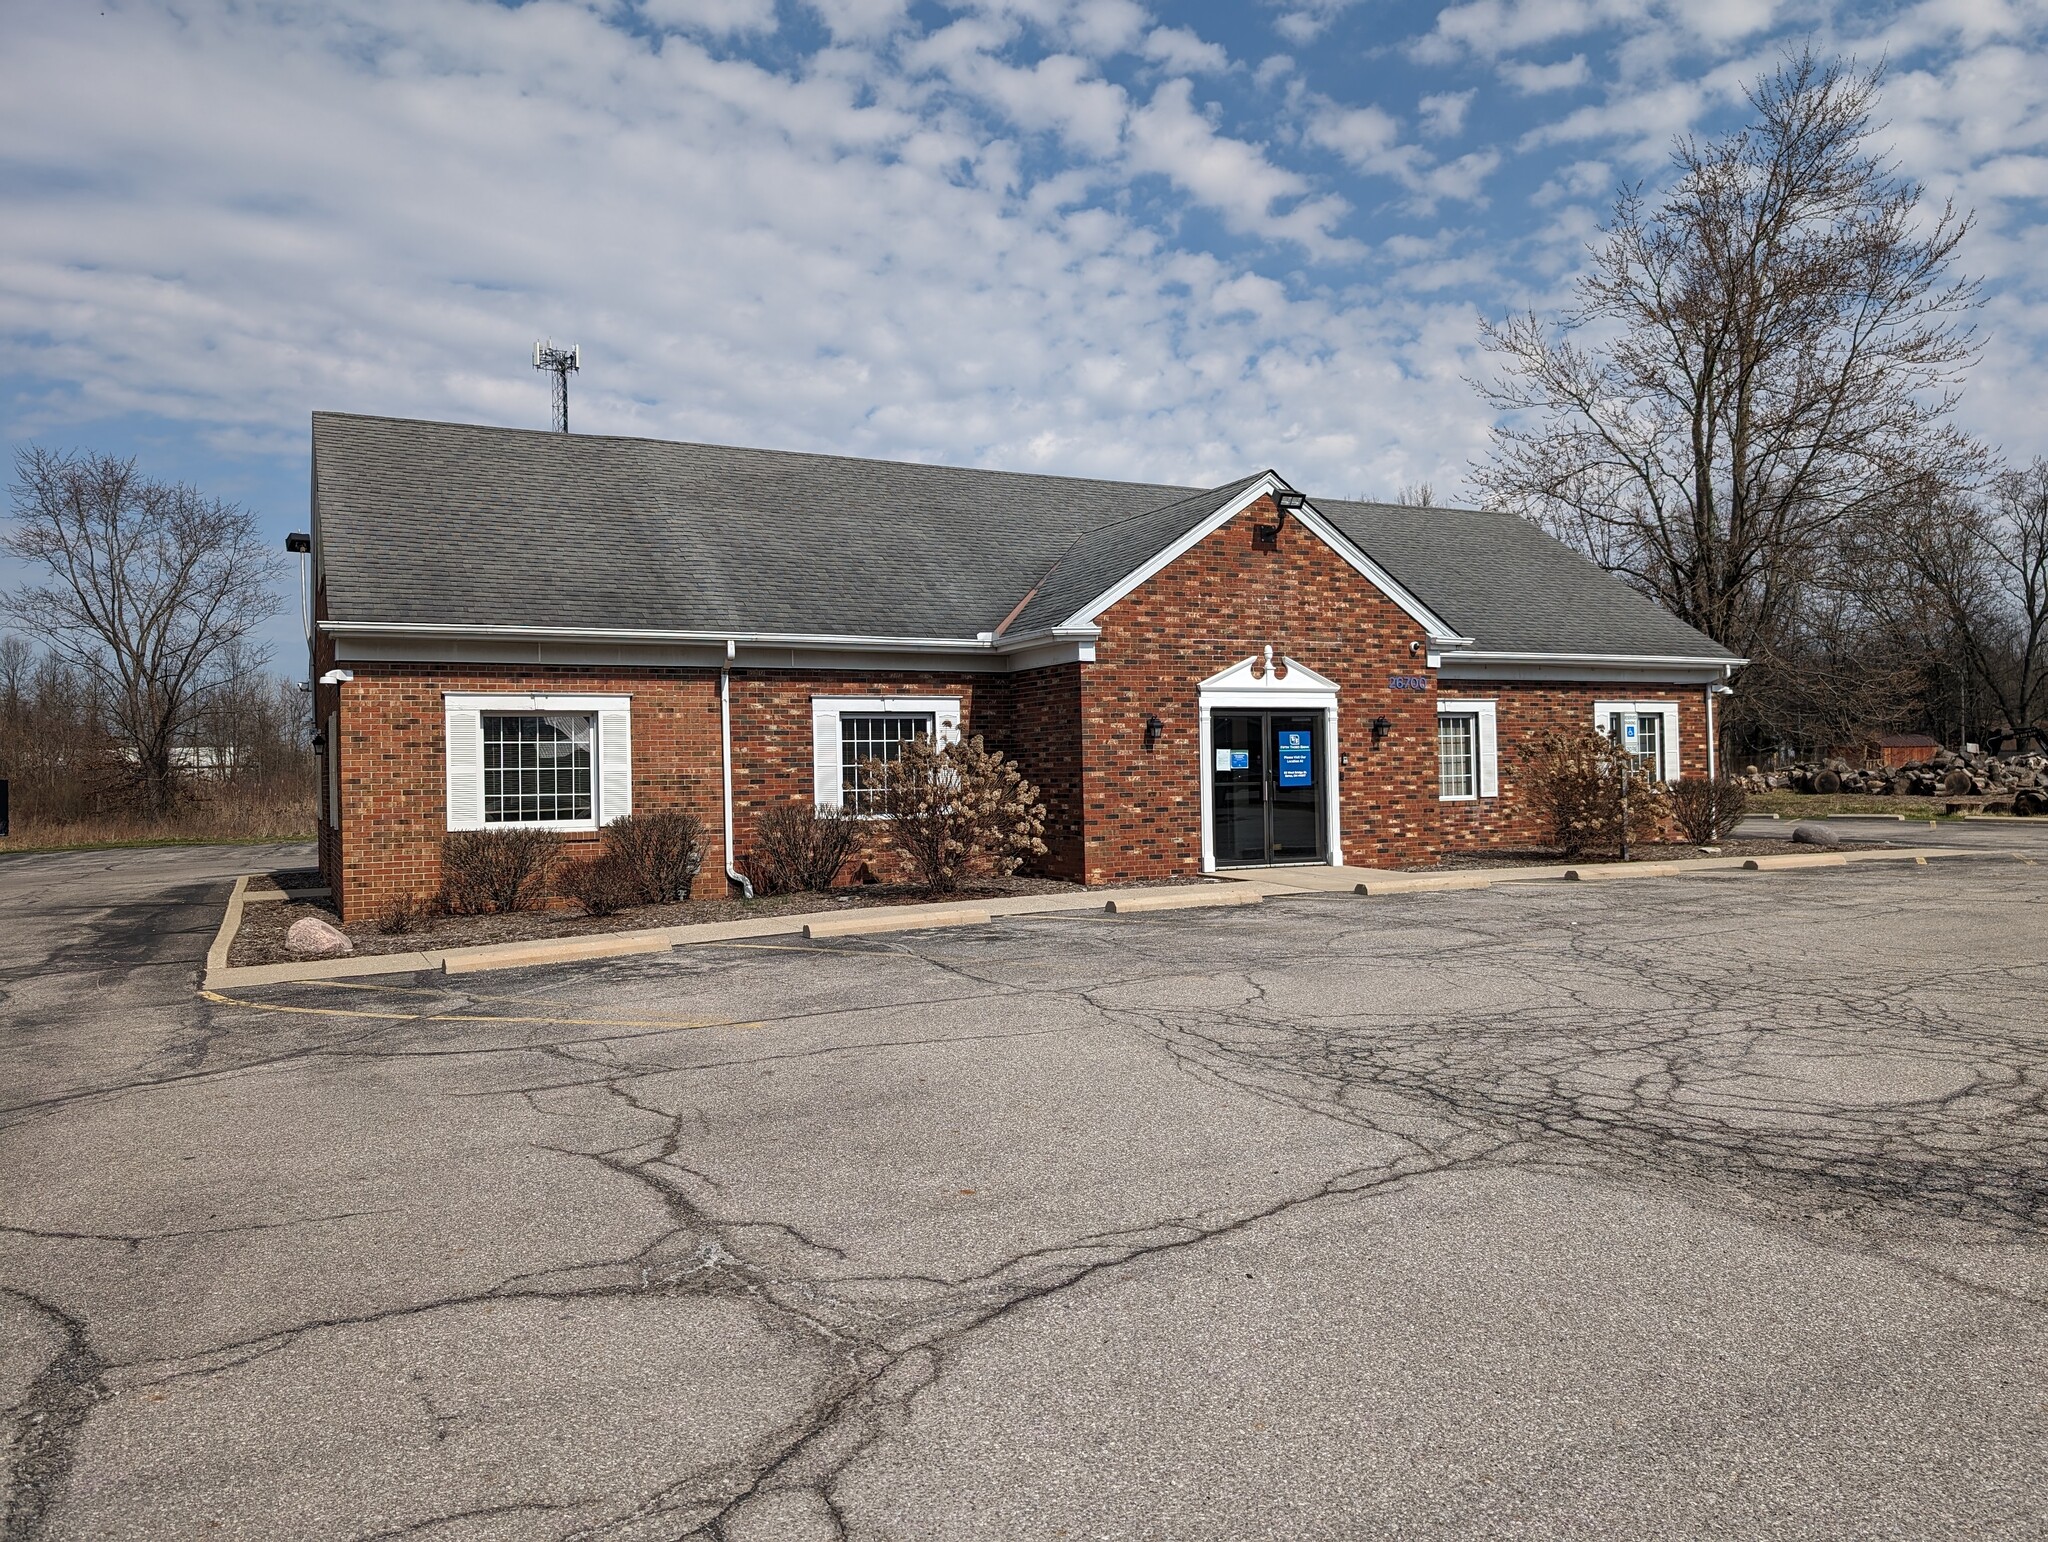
top-left (0, 833), bottom-right (314, 857)
top-left (0, 797), bottom-right (316, 855)
top-left (1747, 790), bottom-right (1965, 820)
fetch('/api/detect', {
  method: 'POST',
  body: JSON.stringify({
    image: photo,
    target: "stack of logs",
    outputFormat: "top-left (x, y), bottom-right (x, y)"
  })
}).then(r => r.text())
top-left (1737, 749), bottom-right (2048, 814)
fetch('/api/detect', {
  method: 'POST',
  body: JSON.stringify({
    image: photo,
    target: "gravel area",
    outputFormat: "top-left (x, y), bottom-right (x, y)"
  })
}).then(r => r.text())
top-left (1412, 837), bottom-right (1892, 871)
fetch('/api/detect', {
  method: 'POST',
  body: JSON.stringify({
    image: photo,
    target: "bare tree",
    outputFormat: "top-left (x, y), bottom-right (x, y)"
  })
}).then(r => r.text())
top-left (2, 448), bottom-right (279, 816)
top-left (1472, 53), bottom-right (1982, 683)
top-left (1893, 460), bottom-right (2048, 740)
top-left (1395, 482), bottom-right (1437, 507)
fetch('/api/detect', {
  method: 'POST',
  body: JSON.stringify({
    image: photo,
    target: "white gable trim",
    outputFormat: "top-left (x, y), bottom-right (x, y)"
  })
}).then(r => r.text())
top-left (1055, 475), bottom-right (1470, 646)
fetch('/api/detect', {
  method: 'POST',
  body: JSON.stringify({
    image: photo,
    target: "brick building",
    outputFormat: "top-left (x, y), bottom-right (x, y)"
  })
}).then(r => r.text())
top-left (307, 413), bottom-right (1742, 920)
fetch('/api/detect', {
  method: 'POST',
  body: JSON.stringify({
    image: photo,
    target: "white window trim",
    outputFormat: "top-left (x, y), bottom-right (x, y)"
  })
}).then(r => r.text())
top-left (1436, 699), bottom-right (1498, 801)
top-left (444, 692), bottom-right (631, 833)
top-left (811, 694), bottom-right (962, 811)
top-left (1593, 699), bottom-right (1681, 782)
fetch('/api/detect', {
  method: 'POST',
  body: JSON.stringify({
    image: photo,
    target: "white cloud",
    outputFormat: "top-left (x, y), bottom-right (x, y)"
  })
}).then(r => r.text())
top-left (1500, 53), bottom-right (1591, 92)
top-left (1141, 25), bottom-right (1230, 75)
top-left (640, 0), bottom-right (777, 35)
top-left (1420, 89), bottom-right (1477, 137)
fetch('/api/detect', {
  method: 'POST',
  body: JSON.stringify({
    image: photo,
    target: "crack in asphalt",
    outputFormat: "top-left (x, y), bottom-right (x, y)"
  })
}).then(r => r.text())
top-left (4, 860), bottom-right (2047, 1540)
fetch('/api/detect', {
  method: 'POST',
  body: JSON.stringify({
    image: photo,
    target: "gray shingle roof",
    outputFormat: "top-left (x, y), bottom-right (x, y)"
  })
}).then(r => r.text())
top-left (312, 413), bottom-right (1734, 662)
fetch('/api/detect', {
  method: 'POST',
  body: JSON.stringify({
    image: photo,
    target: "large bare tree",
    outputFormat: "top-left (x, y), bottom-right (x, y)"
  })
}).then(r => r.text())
top-left (1472, 53), bottom-right (1982, 686)
top-left (2, 448), bottom-right (278, 816)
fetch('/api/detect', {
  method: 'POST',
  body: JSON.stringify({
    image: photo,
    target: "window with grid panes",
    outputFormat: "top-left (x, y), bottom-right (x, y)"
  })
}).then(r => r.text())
top-left (482, 713), bottom-right (594, 824)
top-left (1438, 713), bottom-right (1478, 798)
top-left (841, 713), bottom-right (934, 814)
top-left (1608, 710), bottom-right (1666, 780)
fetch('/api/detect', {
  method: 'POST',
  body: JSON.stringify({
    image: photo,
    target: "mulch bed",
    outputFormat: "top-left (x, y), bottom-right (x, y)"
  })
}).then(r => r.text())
top-left (227, 870), bottom-right (1217, 968)
top-left (1409, 837), bottom-right (1892, 872)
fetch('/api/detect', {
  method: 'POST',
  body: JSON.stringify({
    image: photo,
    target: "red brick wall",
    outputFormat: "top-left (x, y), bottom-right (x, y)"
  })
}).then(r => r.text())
top-left (981, 663), bottom-right (1085, 880)
top-left (327, 664), bottom-right (725, 921)
top-left (1081, 493), bottom-right (1445, 882)
top-left (1437, 682), bottom-right (1711, 850)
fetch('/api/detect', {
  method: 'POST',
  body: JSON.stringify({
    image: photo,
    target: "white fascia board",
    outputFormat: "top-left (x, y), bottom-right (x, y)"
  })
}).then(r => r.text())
top-left (321, 620), bottom-right (999, 652)
top-left (1438, 650), bottom-right (1744, 684)
top-left (1055, 476), bottom-right (1284, 630)
top-left (1288, 503), bottom-right (1471, 646)
top-left (1050, 476), bottom-right (1472, 647)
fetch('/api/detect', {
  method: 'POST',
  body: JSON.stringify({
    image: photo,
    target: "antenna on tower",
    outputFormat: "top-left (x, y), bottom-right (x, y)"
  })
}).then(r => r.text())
top-left (533, 340), bottom-right (580, 432)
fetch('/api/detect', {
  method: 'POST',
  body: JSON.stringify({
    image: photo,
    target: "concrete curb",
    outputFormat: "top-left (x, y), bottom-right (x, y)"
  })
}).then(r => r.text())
top-left (198, 848), bottom-right (1995, 990)
top-left (1104, 888), bottom-right (1264, 915)
top-left (803, 907), bottom-right (991, 939)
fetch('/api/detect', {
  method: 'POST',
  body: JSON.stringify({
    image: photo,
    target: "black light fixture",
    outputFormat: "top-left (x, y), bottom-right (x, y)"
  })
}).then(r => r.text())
top-left (1144, 714), bottom-right (1165, 749)
top-left (285, 531), bottom-right (311, 553)
top-left (1272, 489), bottom-right (1307, 525)
top-left (1372, 715), bottom-right (1392, 745)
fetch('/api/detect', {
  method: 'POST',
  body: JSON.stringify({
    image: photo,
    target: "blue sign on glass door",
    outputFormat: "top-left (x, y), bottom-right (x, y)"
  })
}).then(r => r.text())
top-left (1276, 730), bottom-right (1313, 787)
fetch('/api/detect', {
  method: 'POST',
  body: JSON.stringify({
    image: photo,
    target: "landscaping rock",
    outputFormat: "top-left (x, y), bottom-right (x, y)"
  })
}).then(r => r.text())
top-left (1791, 822), bottom-right (1842, 849)
top-left (285, 915), bottom-right (353, 957)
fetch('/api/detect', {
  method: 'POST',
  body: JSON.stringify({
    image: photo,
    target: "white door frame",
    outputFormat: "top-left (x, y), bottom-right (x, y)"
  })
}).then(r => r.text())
top-left (1197, 654), bottom-right (1343, 872)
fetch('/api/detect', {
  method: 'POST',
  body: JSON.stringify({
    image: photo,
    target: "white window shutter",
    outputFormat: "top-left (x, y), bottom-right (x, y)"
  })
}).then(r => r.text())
top-left (445, 706), bottom-right (484, 831)
top-left (1659, 704), bottom-right (1681, 779)
top-left (599, 706), bottom-right (633, 824)
top-left (812, 700), bottom-right (842, 808)
top-left (1477, 703), bottom-right (1500, 797)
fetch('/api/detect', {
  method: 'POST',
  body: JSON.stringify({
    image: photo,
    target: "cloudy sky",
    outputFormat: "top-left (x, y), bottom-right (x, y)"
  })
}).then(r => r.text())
top-left (3, 0), bottom-right (2045, 657)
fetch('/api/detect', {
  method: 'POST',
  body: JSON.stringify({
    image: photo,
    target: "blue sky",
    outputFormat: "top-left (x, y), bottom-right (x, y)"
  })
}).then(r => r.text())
top-left (4, 0), bottom-right (2045, 665)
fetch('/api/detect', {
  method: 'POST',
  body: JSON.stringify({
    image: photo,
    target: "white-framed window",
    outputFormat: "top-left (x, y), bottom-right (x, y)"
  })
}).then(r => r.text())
top-left (1437, 699), bottom-right (1498, 800)
top-left (1594, 700), bottom-right (1681, 782)
top-left (840, 712), bottom-right (935, 814)
top-left (444, 693), bottom-right (631, 832)
top-left (1438, 713), bottom-right (1478, 799)
top-left (483, 713), bottom-right (593, 825)
top-left (811, 694), bottom-right (962, 811)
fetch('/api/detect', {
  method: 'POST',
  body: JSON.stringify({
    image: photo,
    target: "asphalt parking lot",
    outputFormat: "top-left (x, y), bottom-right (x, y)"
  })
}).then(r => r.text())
top-left (4, 841), bottom-right (2048, 1540)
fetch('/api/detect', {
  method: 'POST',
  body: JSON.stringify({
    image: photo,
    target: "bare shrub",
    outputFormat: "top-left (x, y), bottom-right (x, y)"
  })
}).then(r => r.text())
top-left (555, 852), bottom-right (641, 917)
top-left (752, 803), bottom-right (862, 894)
top-left (1667, 776), bottom-right (1750, 844)
top-left (603, 810), bottom-right (707, 903)
top-left (441, 828), bottom-right (562, 914)
top-left (860, 734), bottom-right (1046, 895)
top-left (376, 892), bottom-right (430, 935)
top-left (1519, 726), bottom-right (1670, 858)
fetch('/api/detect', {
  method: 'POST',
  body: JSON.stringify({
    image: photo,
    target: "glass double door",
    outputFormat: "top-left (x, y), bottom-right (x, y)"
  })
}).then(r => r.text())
top-left (1211, 711), bottom-right (1326, 867)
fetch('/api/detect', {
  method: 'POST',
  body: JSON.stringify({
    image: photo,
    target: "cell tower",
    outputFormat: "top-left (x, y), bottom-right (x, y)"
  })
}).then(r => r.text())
top-left (533, 341), bottom-right (580, 432)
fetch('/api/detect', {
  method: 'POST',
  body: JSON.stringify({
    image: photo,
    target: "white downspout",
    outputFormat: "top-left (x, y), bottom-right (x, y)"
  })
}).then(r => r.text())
top-left (721, 638), bottom-right (754, 898)
top-left (1706, 682), bottom-right (1717, 780)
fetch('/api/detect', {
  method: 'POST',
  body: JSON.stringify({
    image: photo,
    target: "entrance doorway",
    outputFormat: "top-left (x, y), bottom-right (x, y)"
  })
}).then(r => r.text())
top-left (1210, 710), bottom-right (1327, 866)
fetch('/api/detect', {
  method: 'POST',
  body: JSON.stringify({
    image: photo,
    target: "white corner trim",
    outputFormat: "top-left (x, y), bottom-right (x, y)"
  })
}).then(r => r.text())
top-left (1055, 475), bottom-right (1468, 647)
top-left (1196, 658), bottom-right (1343, 873)
top-left (810, 693), bottom-right (963, 810)
top-left (1437, 698), bottom-right (1499, 799)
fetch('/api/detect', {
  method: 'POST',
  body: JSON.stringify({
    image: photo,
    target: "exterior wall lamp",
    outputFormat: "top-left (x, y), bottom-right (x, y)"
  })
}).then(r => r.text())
top-left (1372, 715), bottom-right (1392, 745)
top-left (1255, 488), bottom-right (1308, 550)
top-left (1144, 714), bottom-right (1165, 749)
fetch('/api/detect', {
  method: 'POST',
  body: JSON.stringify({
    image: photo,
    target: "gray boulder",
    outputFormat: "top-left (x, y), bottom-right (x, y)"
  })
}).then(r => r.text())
top-left (1791, 822), bottom-right (1842, 849)
top-left (285, 915), bottom-right (353, 957)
